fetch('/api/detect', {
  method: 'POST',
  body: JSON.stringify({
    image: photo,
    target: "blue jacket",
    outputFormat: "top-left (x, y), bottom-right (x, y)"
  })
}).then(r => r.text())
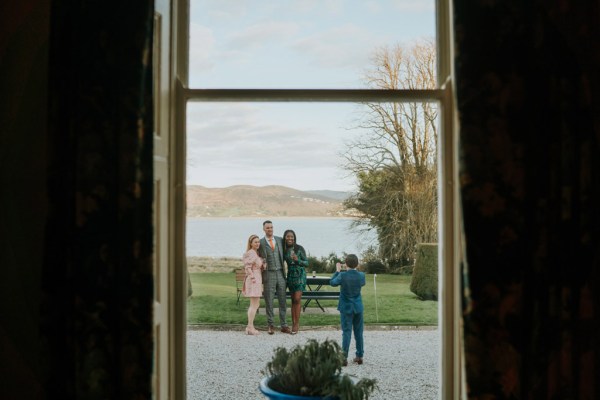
top-left (330, 269), bottom-right (366, 314)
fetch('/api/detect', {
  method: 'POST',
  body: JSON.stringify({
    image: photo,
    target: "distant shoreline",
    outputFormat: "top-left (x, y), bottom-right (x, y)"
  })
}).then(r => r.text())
top-left (187, 256), bottom-right (241, 272)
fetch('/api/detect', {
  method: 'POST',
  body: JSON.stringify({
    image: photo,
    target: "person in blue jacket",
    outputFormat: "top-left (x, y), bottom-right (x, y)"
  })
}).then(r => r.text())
top-left (330, 254), bottom-right (366, 366)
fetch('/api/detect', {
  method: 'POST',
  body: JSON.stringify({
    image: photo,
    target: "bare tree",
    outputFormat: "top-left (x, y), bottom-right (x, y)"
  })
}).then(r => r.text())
top-left (343, 39), bottom-right (438, 267)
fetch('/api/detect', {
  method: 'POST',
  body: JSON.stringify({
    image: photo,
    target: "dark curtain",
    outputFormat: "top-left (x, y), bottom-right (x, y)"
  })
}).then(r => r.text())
top-left (42, 2), bottom-right (155, 399)
top-left (455, 1), bottom-right (600, 399)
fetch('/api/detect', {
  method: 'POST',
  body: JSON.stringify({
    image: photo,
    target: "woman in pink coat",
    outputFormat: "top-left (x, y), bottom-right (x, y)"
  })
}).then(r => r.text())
top-left (242, 234), bottom-right (265, 335)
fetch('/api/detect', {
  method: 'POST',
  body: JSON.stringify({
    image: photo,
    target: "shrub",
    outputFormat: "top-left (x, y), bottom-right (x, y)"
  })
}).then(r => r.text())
top-left (396, 265), bottom-right (414, 275)
top-left (307, 252), bottom-right (352, 274)
top-left (409, 243), bottom-right (438, 300)
top-left (307, 256), bottom-right (327, 273)
top-left (359, 246), bottom-right (388, 274)
top-left (360, 245), bottom-right (380, 263)
top-left (326, 252), bottom-right (346, 273)
top-left (263, 339), bottom-right (377, 399)
top-left (363, 260), bottom-right (388, 274)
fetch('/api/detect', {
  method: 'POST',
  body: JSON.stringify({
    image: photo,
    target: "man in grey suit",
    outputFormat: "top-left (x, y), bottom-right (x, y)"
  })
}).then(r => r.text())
top-left (259, 220), bottom-right (291, 334)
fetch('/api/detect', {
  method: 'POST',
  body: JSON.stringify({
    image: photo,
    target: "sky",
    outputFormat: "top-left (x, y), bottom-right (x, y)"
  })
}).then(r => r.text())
top-left (187, 0), bottom-right (435, 191)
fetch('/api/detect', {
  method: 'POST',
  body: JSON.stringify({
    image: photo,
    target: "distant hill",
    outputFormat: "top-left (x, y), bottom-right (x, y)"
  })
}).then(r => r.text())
top-left (187, 185), bottom-right (355, 218)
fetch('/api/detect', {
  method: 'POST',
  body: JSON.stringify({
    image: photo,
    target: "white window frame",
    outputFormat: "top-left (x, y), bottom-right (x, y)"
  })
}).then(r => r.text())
top-left (169, 1), bottom-right (461, 398)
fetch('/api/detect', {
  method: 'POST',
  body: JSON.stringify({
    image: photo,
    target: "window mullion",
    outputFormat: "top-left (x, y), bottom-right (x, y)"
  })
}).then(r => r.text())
top-left (184, 88), bottom-right (445, 103)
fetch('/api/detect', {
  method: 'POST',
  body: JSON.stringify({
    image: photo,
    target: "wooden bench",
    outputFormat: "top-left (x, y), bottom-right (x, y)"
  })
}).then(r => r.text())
top-left (235, 269), bottom-right (339, 311)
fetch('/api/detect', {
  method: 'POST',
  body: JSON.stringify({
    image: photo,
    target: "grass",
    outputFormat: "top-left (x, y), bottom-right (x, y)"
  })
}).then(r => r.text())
top-left (187, 272), bottom-right (438, 327)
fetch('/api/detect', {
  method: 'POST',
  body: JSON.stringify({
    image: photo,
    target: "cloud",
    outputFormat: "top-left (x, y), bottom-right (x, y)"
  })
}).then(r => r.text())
top-left (290, 24), bottom-right (381, 69)
top-left (189, 23), bottom-right (216, 73)
top-left (389, 0), bottom-right (435, 12)
top-left (187, 164), bottom-right (353, 191)
top-left (287, 0), bottom-right (344, 15)
top-left (363, 1), bottom-right (382, 13)
top-left (226, 21), bottom-right (300, 50)
top-left (185, 103), bottom-right (353, 190)
top-left (184, 0), bottom-right (434, 189)
top-left (194, 0), bottom-right (249, 22)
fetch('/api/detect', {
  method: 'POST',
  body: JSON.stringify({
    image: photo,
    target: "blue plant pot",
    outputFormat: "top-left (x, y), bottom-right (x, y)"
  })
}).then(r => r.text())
top-left (259, 377), bottom-right (337, 400)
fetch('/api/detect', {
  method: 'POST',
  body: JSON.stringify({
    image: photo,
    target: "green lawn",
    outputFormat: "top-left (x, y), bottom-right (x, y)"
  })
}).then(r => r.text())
top-left (187, 272), bottom-right (438, 327)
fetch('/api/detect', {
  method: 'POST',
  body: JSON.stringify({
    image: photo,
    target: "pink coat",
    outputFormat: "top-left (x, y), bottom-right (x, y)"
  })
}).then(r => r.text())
top-left (242, 249), bottom-right (264, 297)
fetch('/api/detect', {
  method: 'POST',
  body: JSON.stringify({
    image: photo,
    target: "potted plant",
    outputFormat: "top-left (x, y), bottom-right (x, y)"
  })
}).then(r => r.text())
top-left (259, 339), bottom-right (377, 400)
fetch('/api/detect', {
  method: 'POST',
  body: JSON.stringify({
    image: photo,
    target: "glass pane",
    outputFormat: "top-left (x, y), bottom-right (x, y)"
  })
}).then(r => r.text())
top-left (189, 0), bottom-right (436, 88)
top-left (186, 102), bottom-right (376, 258)
top-left (186, 100), bottom-right (441, 399)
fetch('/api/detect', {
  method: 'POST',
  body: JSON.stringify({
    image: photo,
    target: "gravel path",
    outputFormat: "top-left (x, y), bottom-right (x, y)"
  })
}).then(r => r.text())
top-left (187, 327), bottom-right (439, 399)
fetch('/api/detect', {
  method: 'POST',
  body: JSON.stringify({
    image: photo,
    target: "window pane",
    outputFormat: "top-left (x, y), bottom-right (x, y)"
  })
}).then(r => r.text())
top-left (185, 101), bottom-right (441, 398)
top-left (189, 0), bottom-right (436, 89)
top-left (186, 100), bottom-right (440, 261)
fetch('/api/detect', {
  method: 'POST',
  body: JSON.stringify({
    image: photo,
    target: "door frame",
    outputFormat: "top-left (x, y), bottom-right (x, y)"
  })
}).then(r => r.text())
top-left (168, 1), bottom-right (462, 398)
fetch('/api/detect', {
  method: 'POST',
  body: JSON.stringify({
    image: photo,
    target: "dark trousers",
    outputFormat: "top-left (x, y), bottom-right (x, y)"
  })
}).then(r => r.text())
top-left (340, 311), bottom-right (364, 358)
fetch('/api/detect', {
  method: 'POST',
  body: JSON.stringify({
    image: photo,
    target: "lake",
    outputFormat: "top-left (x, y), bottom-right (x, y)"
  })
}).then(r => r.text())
top-left (186, 217), bottom-right (377, 258)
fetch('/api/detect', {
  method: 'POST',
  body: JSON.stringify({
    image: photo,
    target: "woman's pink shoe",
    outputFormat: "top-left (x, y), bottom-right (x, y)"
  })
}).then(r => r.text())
top-left (246, 327), bottom-right (260, 335)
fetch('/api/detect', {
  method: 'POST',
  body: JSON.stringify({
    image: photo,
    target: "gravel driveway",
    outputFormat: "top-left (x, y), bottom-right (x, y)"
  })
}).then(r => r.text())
top-left (187, 326), bottom-right (439, 399)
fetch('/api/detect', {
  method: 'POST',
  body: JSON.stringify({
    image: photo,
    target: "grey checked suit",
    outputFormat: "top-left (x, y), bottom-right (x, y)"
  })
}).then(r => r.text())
top-left (259, 236), bottom-right (288, 327)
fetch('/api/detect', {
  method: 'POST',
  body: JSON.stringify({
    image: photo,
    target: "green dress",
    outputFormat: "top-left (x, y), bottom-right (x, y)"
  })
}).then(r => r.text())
top-left (284, 245), bottom-right (308, 292)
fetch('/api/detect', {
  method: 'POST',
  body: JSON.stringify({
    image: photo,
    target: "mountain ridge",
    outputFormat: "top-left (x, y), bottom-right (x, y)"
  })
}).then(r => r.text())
top-left (186, 185), bottom-right (354, 217)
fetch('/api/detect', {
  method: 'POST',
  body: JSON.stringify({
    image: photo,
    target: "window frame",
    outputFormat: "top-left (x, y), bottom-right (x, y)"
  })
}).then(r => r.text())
top-left (170, 1), bottom-right (461, 398)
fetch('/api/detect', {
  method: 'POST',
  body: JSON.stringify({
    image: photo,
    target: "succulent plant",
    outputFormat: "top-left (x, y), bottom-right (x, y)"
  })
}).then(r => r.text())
top-left (263, 339), bottom-right (377, 400)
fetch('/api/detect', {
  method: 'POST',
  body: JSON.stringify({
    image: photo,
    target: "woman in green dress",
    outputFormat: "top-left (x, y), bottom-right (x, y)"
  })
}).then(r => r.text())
top-left (282, 229), bottom-right (308, 335)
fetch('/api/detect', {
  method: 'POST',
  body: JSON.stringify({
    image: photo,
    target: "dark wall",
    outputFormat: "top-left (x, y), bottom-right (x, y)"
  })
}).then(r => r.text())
top-left (0, 1), bottom-right (50, 397)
